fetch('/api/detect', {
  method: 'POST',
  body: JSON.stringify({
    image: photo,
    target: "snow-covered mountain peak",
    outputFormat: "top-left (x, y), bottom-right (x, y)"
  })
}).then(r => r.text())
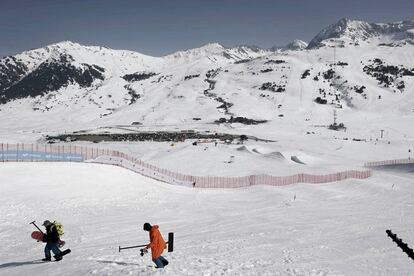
top-left (21, 40), bottom-right (93, 60)
top-left (200, 42), bottom-right (226, 51)
top-left (45, 40), bottom-right (82, 50)
top-left (307, 18), bottom-right (372, 48)
top-left (284, 40), bottom-right (308, 51)
top-left (11, 40), bottom-right (162, 75)
top-left (165, 42), bottom-right (268, 63)
top-left (308, 18), bottom-right (414, 48)
top-left (167, 42), bottom-right (225, 59)
top-left (270, 40), bottom-right (308, 52)
top-left (233, 45), bottom-right (262, 53)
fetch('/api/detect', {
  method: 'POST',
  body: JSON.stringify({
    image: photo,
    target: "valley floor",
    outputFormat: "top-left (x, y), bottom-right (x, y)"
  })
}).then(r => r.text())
top-left (0, 162), bottom-right (413, 275)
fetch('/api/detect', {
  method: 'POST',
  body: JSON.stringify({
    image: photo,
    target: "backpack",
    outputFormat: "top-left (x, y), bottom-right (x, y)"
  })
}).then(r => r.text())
top-left (52, 221), bottom-right (64, 237)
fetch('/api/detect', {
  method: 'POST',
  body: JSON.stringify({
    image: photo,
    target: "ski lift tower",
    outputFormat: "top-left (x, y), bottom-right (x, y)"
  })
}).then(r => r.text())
top-left (328, 109), bottom-right (346, 131)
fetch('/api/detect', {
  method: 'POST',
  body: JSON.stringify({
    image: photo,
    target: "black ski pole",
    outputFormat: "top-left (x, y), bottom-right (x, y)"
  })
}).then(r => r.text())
top-left (119, 232), bottom-right (174, 252)
top-left (119, 244), bottom-right (147, 252)
top-left (29, 220), bottom-right (44, 234)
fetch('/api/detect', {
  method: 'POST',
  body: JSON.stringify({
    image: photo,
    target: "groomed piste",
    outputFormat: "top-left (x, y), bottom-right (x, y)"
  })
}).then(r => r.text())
top-left (0, 162), bottom-right (413, 275)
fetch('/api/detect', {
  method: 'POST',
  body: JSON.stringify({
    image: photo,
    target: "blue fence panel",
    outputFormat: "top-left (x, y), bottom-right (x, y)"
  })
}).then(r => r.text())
top-left (0, 151), bottom-right (84, 162)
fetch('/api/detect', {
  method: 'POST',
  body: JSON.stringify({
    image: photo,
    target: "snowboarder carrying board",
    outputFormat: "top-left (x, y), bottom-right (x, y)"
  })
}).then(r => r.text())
top-left (143, 223), bottom-right (169, 268)
top-left (30, 220), bottom-right (70, 262)
top-left (42, 220), bottom-right (64, 261)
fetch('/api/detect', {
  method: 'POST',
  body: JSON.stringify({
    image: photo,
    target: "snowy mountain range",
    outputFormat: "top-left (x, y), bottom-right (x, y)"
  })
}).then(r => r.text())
top-left (0, 18), bottom-right (413, 139)
top-left (307, 18), bottom-right (414, 48)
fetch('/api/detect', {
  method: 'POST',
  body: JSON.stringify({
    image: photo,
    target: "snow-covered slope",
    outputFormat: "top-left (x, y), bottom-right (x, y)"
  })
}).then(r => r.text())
top-left (1, 18), bottom-right (413, 129)
top-left (1, 33), bottom-right (413, 128)
top-left (1, 162), bottom-right (413, 275)
top-left (1, 18), bottom-right (414, 177)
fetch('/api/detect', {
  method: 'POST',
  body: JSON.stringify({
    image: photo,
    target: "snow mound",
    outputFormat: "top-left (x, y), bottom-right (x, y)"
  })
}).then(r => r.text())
top-left (282, 151), bottom-right (321, 166)
top-left (236, 145), bottom-right (286, 160)
top-left (291, 155), bottom-right (306, 165)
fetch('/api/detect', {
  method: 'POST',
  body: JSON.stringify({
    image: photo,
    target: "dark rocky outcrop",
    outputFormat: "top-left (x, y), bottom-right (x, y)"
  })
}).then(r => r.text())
top-left (216, 97), bottom-right (233, 113)
top-left (0, 54), bottom-right (105, 103)
top-left (234, 59), bottom-right (251, 64)
top-left (363, 58), bottom-right (414, 90)
top-left (323, 69), bottom-right (336, 80)
top-left (301, 69), bottom-right (311, 79)
top-left (184, 74), bottom-right (200, 80)
top-left (124, 85), bottom-right (140, 105)
top-left (0, 56), bottom-right (28, 93)
top-left (205, 68), bottom-right (221, 78)
top-left (259, 82), bottom-right (286, 92)
top-left (264, 59), bottom-right (286, 65)
top-left (315, 97), bottom-right (327, 104)
top-left (260, 68), bottom-right (273, 73)
top-left (354, 85), bottom-right (366, 94)
top-left (215, 116), bottom-right (267, 125)
top-left (122, 72), bottom-right (157, 82)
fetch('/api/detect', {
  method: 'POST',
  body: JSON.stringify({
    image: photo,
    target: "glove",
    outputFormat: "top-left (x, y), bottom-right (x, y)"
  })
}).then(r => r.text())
top-left (140, 248), bottom-right (148, 256)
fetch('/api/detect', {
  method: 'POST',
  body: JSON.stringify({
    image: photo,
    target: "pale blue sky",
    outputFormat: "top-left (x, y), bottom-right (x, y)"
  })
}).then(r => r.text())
top-left (1, 0), bottom-right (413, 57)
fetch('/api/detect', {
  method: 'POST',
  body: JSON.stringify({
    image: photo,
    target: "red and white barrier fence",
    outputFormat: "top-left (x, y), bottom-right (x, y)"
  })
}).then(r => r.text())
top-left (364, 158), bottom-right (414, 167)
top-left (92, 155), bottom-right (194, 186)
top-left (0, 143), bottom-right (372, 188)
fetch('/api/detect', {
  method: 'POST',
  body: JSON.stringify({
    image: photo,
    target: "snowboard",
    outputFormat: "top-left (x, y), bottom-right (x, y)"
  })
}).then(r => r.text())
top-left (31, 231), bottom-right (66, 247)
top-left (54, 249), bottom-right (71, 260)
top-left (31, 231), bottom-right (44, 241)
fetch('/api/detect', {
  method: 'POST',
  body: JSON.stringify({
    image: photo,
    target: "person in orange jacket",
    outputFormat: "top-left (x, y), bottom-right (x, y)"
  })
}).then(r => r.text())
top-left (143, 223), bottom-right (169, 268)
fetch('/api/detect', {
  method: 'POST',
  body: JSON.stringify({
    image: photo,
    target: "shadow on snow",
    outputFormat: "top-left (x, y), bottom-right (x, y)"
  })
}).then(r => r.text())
top-left (0, 260), bottom-right (45, 269)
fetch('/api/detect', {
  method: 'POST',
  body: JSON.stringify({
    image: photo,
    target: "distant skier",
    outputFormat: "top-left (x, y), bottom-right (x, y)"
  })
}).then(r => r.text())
top-left (143, 223), bottom-right (169, 268)
top-left (42, 220), bottom-right (62, 261)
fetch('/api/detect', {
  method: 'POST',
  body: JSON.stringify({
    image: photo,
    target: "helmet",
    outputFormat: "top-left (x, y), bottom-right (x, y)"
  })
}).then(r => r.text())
top-left (42, 220), bottom-right (52, 227)
top-left (143, 222), bottom-right (152, 231)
